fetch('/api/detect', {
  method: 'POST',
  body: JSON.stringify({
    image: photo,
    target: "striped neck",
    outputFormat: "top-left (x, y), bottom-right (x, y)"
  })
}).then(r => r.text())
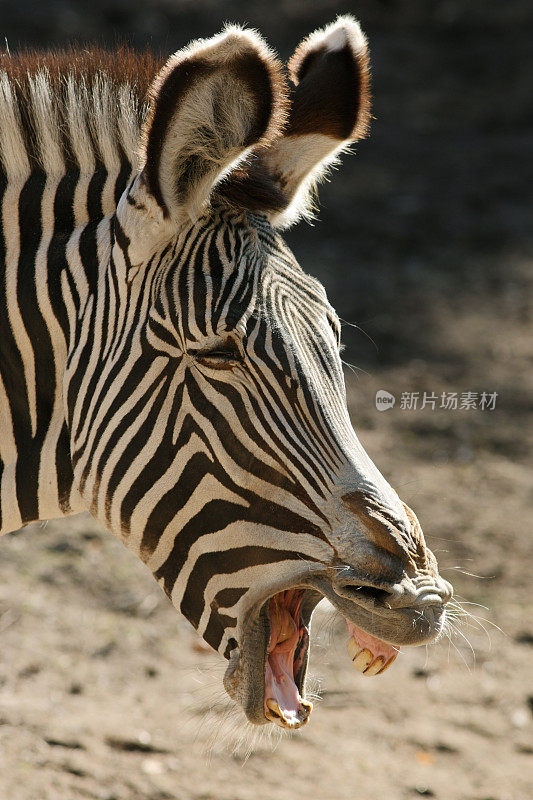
top-left (0, 154), bottom-right (140, 532)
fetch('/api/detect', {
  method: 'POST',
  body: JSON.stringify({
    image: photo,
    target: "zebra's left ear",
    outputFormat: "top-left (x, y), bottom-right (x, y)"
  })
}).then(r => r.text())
top-left (114, 25), bottom-right (287, 264)
top-left (140, 26), bottom-right (286, 222)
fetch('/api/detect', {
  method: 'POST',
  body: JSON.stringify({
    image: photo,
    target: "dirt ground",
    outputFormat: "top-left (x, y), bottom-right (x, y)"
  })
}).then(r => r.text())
top-left (1, 1), bottom-right (533, 799)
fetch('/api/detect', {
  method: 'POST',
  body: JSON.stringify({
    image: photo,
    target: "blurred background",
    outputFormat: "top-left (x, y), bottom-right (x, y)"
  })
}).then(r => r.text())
top-left (0, 3), bottom-right (531, 800)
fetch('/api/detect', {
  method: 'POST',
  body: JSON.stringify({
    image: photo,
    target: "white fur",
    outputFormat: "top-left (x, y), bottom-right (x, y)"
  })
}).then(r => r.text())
top-left (89, 75), bottom-right (122, 175)
top-left (0, 69), bottom-right (139, 185)
top-left (28, 71), bottom-right (64, 175)
top-left (65, 75), bottom-right (96, 176)
top-left (264, 133), bottom-right (346, 228)
top-left (295, 15), bottom-right (368, 69)
top-left (140, 26), bottom-right (278, 224)
top-left (266, 16), bottom-right (369, 228)
top-left (117, 82), bottom-right (144, 167)
top-left (0, 73), bottom-right (30, 179)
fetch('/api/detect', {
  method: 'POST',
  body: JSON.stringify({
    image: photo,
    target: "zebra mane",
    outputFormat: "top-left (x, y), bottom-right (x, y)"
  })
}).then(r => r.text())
top-left (0, 46), bottom-right (164, 180)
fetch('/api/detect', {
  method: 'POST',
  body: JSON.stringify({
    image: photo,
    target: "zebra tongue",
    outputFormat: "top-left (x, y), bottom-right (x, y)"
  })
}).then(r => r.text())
top-left (264, 642), bottom-right (312, 729)
top-left (264, 595), bottom-right (312, 729)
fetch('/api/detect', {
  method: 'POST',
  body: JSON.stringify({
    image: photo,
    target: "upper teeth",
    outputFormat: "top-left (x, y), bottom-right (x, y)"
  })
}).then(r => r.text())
top-left (347, 636), bottom-right (396, 675)
top-left (364, 656), bottom-right (385, 675)
top-left (352, 647), bottom-right (373, 672)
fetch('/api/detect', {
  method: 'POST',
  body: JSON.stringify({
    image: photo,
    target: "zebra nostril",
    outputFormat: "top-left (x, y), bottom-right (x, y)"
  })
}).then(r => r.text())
top-left (333, 579), bottom-right (396, 608)
top-left (333, 569), bottom-right (453, 611)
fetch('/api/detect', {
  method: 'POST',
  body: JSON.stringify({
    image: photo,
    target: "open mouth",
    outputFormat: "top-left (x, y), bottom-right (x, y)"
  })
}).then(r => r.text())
top-left (264, 590), bottom-right (313, 729)
top-left (262, 589), bottom-right (400, 730)
top-left (224, 574), bottom-right (447, 730)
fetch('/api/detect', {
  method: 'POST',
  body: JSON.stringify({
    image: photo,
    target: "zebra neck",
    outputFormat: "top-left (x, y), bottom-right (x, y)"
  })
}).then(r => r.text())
top-left (0, 166), bottom-right (124, 534)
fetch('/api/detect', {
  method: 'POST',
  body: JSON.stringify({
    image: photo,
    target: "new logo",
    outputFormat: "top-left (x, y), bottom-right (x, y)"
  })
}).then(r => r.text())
top-left (375, 390), bottom-right (396, 411)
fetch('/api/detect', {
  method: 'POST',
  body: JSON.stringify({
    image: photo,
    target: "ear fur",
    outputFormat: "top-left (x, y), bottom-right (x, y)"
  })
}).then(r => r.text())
top-left (274, 16), bottom-right (370, 227)
top-left (138, 25), bottom-right (288, 223)
top-left (221, 16), bottom-right (371, 227)
top-left (286, 15), bottom-right (370, 142)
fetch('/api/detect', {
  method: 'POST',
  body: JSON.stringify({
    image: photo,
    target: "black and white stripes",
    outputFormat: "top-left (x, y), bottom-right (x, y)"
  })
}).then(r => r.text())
top-left (65, 206), bottom-right (346, 655)
top-left (1, 24), bottom-right (450, 721)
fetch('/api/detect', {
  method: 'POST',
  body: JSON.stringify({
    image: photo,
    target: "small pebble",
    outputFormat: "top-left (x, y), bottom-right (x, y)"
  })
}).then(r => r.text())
top-left (141, 758), bottom-right (164, 775)
top-left (511, 708), bottom-right (530, 728)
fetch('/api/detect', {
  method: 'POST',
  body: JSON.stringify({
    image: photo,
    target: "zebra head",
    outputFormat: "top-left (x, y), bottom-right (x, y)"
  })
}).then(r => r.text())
top-left (67, 18), bottom-right (453, 729)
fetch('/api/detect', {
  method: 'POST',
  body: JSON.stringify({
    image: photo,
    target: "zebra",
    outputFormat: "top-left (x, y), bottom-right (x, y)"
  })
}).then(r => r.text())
top-left (0, 17), bottom-right (453, 730)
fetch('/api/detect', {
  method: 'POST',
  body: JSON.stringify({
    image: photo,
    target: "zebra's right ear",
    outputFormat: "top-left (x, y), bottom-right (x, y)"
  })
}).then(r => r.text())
top-left (270, 17), bottom-right (371, 227)
top-left (119, 26), bottom-right (286, 244)
top-left (219, 17), bottom-right (371, 228)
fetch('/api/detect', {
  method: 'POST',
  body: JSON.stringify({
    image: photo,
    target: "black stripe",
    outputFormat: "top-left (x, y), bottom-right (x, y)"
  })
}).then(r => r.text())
top-left (181, 546), bottom-right (321, 628)
top-left (15, 172), bottom-right (48, 522)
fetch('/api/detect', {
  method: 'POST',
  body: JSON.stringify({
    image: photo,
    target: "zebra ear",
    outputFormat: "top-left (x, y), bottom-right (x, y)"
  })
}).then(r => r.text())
top-left (136, 26), bottom-right (287, 224)
top-left (243, 16), bottom-right (371, 228)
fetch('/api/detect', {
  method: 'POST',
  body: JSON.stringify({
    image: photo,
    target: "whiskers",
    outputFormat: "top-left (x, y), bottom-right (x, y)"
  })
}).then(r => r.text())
top-left (202, 700), bottom-right (285, 762)
top-left (312, 602), bottom-right (343, 650)
top-left (439, 594), bottom-right (506, 672)
top-left (341, 358), bottom-right (368, 378)
top-left (180, 661), bottom-right (294, 761)
top-left (339, 317), bottom-right (379, 354)
top-left (441, 566), bottom-right (496, 580)
top-left (303, 671), bottom-right (323, 707)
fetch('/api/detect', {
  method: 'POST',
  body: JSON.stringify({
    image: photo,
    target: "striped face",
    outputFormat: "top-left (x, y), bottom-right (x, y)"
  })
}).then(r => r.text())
top-left (69, 207), bottom-right (344, 647)
top-left (66, 205), bottom-right (452, 726)
top-left (146, 210), bottom-right (351, 648)
top-left (62, 18), bottom-right (452, 728)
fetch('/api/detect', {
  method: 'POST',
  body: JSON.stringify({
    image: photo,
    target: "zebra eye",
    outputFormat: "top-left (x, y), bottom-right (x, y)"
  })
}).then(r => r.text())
top-left (194, 339), bottom-right (242, 367)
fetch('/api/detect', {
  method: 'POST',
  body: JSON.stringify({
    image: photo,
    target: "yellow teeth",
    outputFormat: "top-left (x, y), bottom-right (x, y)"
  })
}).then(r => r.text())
top-left (347, 636), bottom-right (398, 676)
top-left (363, 656), bottom-right (384, 676)
top-left (352, 648), bottom-right (374, 672)
top-left (266, 698), bottom-right (282, 717)
top-left (265, 698), bottom-right (313, 730)
top-left (347, 635), bottom-right (361, 661)
top-left (376, 655), bottom-right (396, 674)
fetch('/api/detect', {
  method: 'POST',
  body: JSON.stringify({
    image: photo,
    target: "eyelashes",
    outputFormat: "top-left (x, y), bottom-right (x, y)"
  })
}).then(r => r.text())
top-left (192, 338), bottom-right (243, 368)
